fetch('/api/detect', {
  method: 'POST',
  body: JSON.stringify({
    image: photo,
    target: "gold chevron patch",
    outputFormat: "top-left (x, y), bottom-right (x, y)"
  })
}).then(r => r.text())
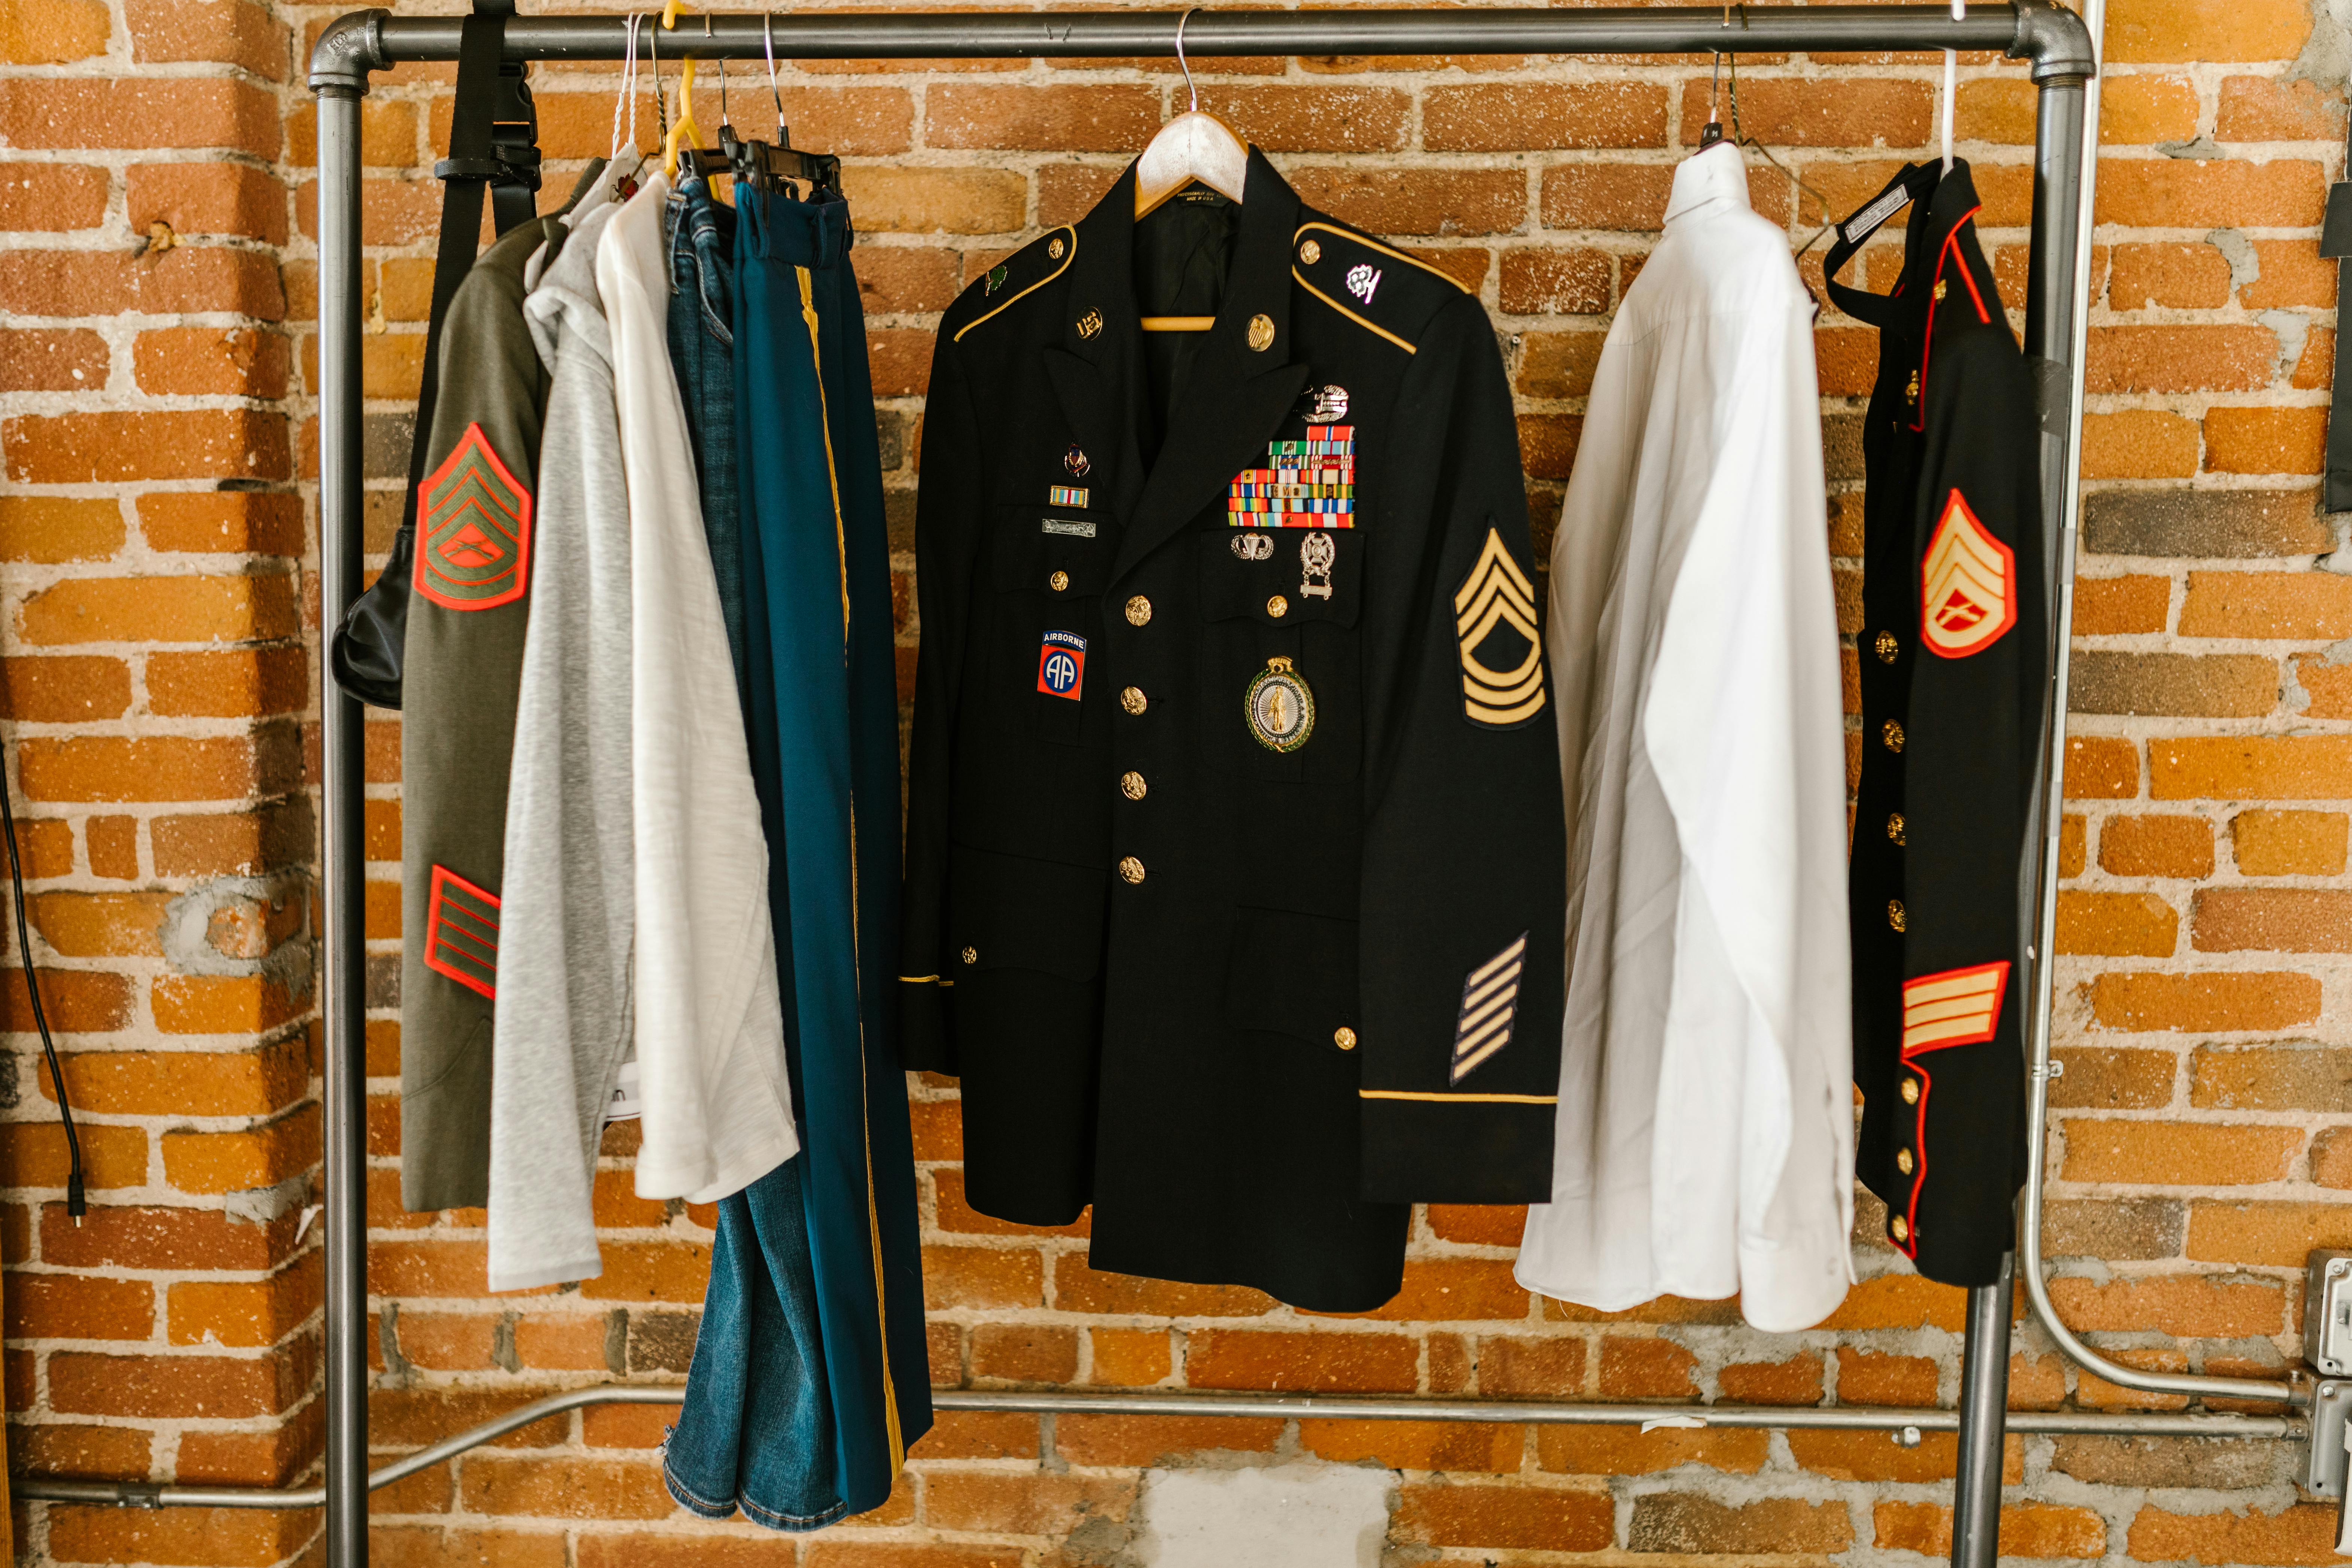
top-left (1900, 960), bottom-right (2009, 1056)
top-left (1920, 488), bottom-right (2015, 658)
top-left (1454, 529), bottom-right (1546, 727)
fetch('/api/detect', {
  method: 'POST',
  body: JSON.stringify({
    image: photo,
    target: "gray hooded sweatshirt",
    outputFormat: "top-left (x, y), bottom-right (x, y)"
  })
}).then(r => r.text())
top-left (487, 198), bottom-right (634, 1293)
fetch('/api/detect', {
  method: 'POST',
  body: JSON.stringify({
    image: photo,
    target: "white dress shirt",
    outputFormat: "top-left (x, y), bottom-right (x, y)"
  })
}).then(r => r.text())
top-left (1515, 142), bottom-right (1855, 1333)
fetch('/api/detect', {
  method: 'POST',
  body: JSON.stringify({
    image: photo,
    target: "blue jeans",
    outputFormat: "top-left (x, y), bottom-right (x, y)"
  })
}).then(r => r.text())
top-left (660, 181), bottom-right (846, 1533)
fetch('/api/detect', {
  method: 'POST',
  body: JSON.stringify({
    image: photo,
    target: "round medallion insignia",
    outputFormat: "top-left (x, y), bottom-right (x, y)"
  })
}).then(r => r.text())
top-left (1245, 656), bottom-right (1316, 753)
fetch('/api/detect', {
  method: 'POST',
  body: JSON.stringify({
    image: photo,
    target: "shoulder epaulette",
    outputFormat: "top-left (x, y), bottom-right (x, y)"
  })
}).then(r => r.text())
top-left (947, 225), bottom-right (1078, 343)
top-left (1289, 217), bottom-right (1471, 355)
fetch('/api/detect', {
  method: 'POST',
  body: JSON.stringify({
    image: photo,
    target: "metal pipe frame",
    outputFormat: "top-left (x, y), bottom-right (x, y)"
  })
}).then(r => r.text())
top-left (16, 1385), bottom-right (2303, 1512)
top-left (13, 7), bottom-right (2141, 1563)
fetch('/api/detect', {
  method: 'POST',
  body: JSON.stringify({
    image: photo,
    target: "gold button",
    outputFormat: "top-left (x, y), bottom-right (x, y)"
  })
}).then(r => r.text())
top-left (1119, 771), bottom-right (1146, 800)
top-left (1933, 278), bottom-right (1948, 302)
top-left (1905, 370), bottom-right (1920, 402)
top-left (960, 946), bottom-right (978, 965)
top-left (1125, 595), bottom-right (1152, 627)
top-left (1048, 235), bottom-right (1066, 260)
top-left (1078, 308), bottom-right (1104, 340)
top-left (1333, 1026), bottom-right (1357, 1051)
top-left (1247, 313), bottom-right (1275, 352)
top-left (1895, 1147), bottom-right (1914, 1175)
top-left (1049, 570), bottom-right (1070, 592)
top-left (1882, 720), bottom-right (1905, 752)
top-left (1267, 595), bottom-right (1288, 618)
top-left (1888, 899), bottom-right (1906, 932)
top-left (1118, 856), bottom-right (1146, 885)
top-left (1890, 1215), bottom-right (1911, 1242)
top-left (1300, 238), bottom-right (1321, 265)
top-left (1887, 812), bottom-right (1906, 846)
top-left (1120, 685), bottom-right (1147, 715)
top-left (1875, 631), bottom-right (1898, 663)
top-left (1900, 1076), bottom-right (1920, 1105)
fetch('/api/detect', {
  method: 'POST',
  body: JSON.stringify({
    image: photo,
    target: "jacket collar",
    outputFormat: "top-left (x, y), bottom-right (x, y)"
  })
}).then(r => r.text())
top-left (1066, 147), bottom-right (1310, 584)
top-left (1664, 141), bottom-right (1748, 225)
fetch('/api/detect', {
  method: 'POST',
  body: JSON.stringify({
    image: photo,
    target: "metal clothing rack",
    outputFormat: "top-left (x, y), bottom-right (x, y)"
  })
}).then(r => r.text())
top-left (36, 9), bottom-right (2309, 1568)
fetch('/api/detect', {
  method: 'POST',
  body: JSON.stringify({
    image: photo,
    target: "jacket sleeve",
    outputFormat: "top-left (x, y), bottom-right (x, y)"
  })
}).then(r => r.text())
top-left (897, 329), bottom-right (986, 1073)
top-left (1356, 292), bottom-right (1568, 1205)
top-left (1892, 320), bottom-right (2047, 1285)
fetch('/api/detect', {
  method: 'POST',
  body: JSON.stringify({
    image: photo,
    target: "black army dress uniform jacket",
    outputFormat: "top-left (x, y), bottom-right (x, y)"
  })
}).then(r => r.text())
top-left (902, 152), bottom-right (1567, 1312)
top-left (1827, 160), bottom-right (2048, 1288)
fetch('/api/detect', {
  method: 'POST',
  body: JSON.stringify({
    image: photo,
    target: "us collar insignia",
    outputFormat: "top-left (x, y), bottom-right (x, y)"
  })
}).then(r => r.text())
top-left (1036, 630), bottom-right (1087, 700)
top-left (1454, 528), bottom-right (1545, 728)
top-left (1245, 655), bottom-right (1315, 753)
top-left (985, 264), bottom-right (1010, 295)
top-left (1077, 308), bottom-right (1105, 340)
top-left (1227, 424), bottom-right (1356, 529)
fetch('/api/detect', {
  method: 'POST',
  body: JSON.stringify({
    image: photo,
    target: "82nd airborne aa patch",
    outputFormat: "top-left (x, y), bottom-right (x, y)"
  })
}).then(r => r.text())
top-left (1037, 630), bottom-right (1087, 700)
top-left (1920, 488), bottom-right (2015, 658)
top-left (415, 423), bottom-right (532, 612)
top-left (1453, 529), bottom-right (1546, 727)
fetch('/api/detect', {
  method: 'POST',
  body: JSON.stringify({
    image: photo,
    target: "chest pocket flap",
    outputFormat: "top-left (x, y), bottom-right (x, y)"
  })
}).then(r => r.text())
top-left (949, 844), bottom-right (1107, 982)
top-left (1198, 529), bottom-right (1362, 627)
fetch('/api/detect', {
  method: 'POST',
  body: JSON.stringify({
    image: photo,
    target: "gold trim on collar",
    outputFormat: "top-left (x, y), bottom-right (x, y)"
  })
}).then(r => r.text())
top-left (1294, 221), bottom-right (1472, 294)
top-left (953, 226), bottom-right (1078, 342)
top-left (1294, 268), bottom-right (1415, 354)
top-left (1359, 1089), bottom-right (1559, 1105)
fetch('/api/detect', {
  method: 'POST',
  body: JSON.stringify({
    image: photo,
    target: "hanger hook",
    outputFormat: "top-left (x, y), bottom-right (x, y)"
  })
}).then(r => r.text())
top-left (649, 14), bottom-right (668, 146)
top-left (1174, 6), bottom-right (1199, 115)
top-left (765, 12), bottom-right (786, 140)
top-left (710, 13), bottom-right (729, 132)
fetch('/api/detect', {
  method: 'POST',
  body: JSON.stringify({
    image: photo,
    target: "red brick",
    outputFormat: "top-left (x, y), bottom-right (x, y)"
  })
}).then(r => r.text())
top-left (2047, 1271), bottom-right (2284, 1337)
top-left (1289, 167), bottom-right (1526, 237)
top-left (0, 1122), bottom-right (146, 1191)
top-left (2098, 159), bottom-right (2324, 229)
top-left (0, 496), bottom-right (124, 563)
top-left (0, 0), bottom-right (108, 65)
top-left (15, 1422), bottom-right (151, 1482)
top-left (577, 1240), bottom-right (711, 1302)
top-left (1196, 84), bottom-right (1411, 152)
top-left (926, 84), bottom-right (1155, 151)
top-left (843, 166), bottom-right (1025, 235)
top-left (1395, 1481), bottom-right (1613, 1550)
top-left (2107, 242), bottom-right (2232, 310)
top-left (169, 1258), bottom-right (321, 1348)
top-left (2127, 1503), bottom-right (2340, 1566)
top-left (920, 1471), bottom-right (1130, 1538)
top-left (1719, 1351), bottom-right (1824, 1405)
top-left (2194, 887), bottom-right (2352, 952)
top-left (2244, 240), bottom-right (2338, 310)
top-left (44, 1203), bottom-right (292, 1273)
top-left (0, 966), bottom-right (129, 1033)
top-left (1631, 1491), bottom-right (1857, 1552)
top-left (1049, 1412), bottom-right (1273, 1466)
top-left (1426, 82), bottom-right (1666, 150)
top-left (2099, 814), bottom-right (2214, 877)
top-left (458, 1456), bottom-right (672, 1519)
top-left (2206, 406), bottom-right (2329, 475)
top-left (1598, 1335), bottom-right (1698, 1397)
top-left (1878, 1501), bottom-right (2108, 1559)
top-left (2082, 409), bottom-right (2200, 479)
top-left (921, 1243), bottom-right (1040, 1309)
top-left (4, 1272), bottom-right (154, 1340)
top-left (2087, 325), bottom-right (2278, 394)
top-left (47, 1507), bottom-right (311, 1568)
top-left (0, 657), bottom-right (130, 722)
top-left (969, 1322), bottom-right (1076, 1383)
top-left (1052, 1253), bottom-right (1268, 1315)
top-left (0, 246), bottom-right (285, 321)
top-left (1540, 1421), bottom-right (1770, 1475)
top-left (140, 491), bottom-right (304, 557)
top-left (1298, 1417), bottom-right (1524, 1473)
top-left (127, 161), bottom-right (288, 247)
top-left (1185, 1328), bottom-right (1420, 1392)
top-left (2056, 890), bottom-right (2179, 956)
top-left (1678, 76), bottom-right (1929, 146)
top-left (0, 77), bottom-right (277, 154)
top-left (374, 1529), bottom-right (566, 1568)
top-left (2107, 0), bottom-right (2312, 61)
top-left (2151, 736), bottom-right (2352, 798)
top-left (19, 733), bottom-right (286, 804)
top-left (51, 1343), bottom-right (308, 1419)
top-left (2233, 809), bottom-right (2347, 875)
top-left (4, 410), bottom-right (291, 484)
top-left (2089, 969), bottom-right (2320, 1032)
top-left (135, 325), bottom-right (291, 399)
top-left (0, 162), bottom-right (107, 229)
top-left (0, 326), bottom-right (106, 392)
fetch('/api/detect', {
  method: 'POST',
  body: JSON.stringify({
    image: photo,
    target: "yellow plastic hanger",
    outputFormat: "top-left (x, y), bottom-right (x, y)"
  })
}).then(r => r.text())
top-left (661, 0), bottom-right (705, 177)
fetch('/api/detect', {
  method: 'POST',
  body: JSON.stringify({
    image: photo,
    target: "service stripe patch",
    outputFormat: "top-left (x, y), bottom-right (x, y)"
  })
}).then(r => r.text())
top-left (1900, 960), bottom-right (2009, 1056)
top-left (424, 864), bottom-right (501, 999)
top-left (1454, 529), bottom-right (1546, 727)
top-left (1451, 932), bottom-right (1528, 1083)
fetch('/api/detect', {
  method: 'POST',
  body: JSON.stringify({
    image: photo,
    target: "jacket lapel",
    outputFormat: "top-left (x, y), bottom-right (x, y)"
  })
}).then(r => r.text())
top-left (1052, 168), bottom-right (1150, 523)
top-left (1111, 150), bottom-right (1311, 586)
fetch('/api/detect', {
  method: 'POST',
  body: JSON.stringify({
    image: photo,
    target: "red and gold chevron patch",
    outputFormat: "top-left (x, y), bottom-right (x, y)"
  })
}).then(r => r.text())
top-left (1900, 960), bottom-right (2009, 1056)
top-left (415, 423), bottom-right (531, 611)
top-left (1919, 488), bottom-right (2013, 658)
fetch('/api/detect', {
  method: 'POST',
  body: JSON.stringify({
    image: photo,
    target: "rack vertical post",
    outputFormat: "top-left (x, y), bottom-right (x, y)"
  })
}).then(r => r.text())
top-left (305, 11), bottom-right (2099, 1566)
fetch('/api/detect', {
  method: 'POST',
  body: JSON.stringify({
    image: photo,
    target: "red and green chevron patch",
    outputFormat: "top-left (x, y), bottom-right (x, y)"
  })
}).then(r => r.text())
top-left (414, 422), bottom-right (531, 611)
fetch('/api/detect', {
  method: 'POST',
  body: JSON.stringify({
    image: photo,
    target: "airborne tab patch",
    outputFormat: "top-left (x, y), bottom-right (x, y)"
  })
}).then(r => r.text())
top-left (424, 864), bottom-right (501, 999)
top-left (1452, 932), bottom-right (1527, 1083)
top-left (415, 423), bottom-right (531, 612)
top-left (1454, 529), bottom-right (1546, 727)
top-left (1920, 489), bottom-right (2014, 658)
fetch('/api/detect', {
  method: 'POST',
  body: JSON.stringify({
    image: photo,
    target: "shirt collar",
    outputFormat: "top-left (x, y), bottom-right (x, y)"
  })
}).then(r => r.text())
top-left (1664, 140), bottom-right (1749, 224)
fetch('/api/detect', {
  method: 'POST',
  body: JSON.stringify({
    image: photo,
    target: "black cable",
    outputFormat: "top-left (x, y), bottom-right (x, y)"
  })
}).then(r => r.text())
top-left (0, 741), bottom-right (84, 1222)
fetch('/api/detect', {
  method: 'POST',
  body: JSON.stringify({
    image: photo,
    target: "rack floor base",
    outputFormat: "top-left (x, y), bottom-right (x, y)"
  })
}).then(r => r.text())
top-left (13, 1385), bottom-right (2307, 1511)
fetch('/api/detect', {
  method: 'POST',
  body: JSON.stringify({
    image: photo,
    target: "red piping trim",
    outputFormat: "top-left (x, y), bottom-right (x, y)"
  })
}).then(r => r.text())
top-left (1909, 203), bottom-right (1985, 435)
top-left (1892, 959), bottom-right (2013, 1259)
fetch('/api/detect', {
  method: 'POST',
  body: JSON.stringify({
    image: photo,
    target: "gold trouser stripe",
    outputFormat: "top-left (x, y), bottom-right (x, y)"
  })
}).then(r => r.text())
top-left (1293, 268), bottom-right (1416, 354)
top-left (953, 226), bottom-right (1077, 341)
top-left (798, 268), bottom-right (905, 1473)
top-left (1360, 1089), bottom-right (1559, 1105)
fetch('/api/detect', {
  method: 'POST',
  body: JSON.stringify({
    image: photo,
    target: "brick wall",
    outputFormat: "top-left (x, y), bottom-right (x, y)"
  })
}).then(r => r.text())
top-left (0, 0), bottom-right (2345, 1563)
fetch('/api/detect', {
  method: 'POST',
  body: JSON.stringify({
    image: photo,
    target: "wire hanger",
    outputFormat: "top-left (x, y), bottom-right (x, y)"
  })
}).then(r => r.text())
top-left (1133, 7), bottom-right (1249, 222)
top-left (1697, 1), bottom-right (1732, 148)
top-left (1940, 0), bottom-right (1964, 174)
top-left (690, 12), bottom-right (843, 197)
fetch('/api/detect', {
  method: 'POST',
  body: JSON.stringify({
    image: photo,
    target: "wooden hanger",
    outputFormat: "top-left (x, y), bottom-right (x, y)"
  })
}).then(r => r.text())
top-left (1136, 9), bottom-right (1247, 333)
top-left (1133, 8), bottom-right (1247, 223)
